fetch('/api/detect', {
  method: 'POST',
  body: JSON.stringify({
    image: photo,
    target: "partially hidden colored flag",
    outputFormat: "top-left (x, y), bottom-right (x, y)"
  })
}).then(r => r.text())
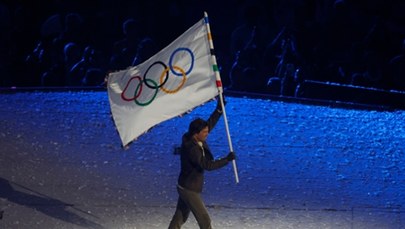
top-left (107, 17), bottom-right (220, 147)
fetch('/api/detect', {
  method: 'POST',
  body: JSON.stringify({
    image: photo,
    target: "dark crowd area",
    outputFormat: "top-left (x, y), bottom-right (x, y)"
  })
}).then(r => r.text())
top-left (0, 0), bottom-right (404, 97)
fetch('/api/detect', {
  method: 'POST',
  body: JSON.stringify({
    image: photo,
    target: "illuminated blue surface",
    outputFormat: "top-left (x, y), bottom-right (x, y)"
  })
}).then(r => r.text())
top-left (0, 91), bottom-right (404, 228)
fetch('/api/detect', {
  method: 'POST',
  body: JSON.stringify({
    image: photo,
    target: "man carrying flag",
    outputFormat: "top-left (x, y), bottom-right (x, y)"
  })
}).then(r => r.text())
top-left (168, 97), bottom-right (236, 229)
top-left (107, 12), bottom-right (239, 228)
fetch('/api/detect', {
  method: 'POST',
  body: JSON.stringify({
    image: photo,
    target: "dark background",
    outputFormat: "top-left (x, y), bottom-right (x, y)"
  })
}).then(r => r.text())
top-left (1, 0), bottom-right (404, 96)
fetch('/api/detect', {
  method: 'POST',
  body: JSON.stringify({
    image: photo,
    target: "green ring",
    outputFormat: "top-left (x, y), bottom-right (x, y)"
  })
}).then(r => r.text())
top-left (134, 78), bottom-right (159, 106)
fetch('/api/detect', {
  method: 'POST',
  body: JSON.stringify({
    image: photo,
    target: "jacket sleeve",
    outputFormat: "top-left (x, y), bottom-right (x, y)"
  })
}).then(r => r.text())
top-left (189, 145), bottom-right (229, 171)
top-left (206, 108), bottom-right (222, 133)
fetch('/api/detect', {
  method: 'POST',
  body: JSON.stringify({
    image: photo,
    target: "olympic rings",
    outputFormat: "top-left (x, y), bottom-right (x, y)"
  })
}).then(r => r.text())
top-left (120, 47), bottom-right (196, 106)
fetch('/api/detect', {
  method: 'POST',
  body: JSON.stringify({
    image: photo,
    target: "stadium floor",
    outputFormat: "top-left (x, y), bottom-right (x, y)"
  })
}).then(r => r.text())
top-left (1, 90), bottom-right (404, 229)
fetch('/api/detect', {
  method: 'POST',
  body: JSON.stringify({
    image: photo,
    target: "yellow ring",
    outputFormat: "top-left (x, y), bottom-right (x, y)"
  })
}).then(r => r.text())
top-left (160, 65), bottom-right (187, 94)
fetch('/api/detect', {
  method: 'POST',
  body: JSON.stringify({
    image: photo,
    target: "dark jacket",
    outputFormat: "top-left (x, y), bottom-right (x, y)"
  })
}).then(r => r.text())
top-left (177, 109), bottom-right (229, 193)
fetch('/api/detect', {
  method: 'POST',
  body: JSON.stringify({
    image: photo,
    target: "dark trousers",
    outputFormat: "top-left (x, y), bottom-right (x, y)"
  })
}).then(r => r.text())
top-left (168, 185), bottom-right (212, 229)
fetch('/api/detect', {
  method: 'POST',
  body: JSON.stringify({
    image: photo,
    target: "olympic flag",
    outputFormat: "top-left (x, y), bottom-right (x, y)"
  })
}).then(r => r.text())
top-left (107, 17), bottom-right (220, 147)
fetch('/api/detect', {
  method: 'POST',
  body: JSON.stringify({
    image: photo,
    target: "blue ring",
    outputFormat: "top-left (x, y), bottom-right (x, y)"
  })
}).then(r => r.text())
top-left (169, 47), bottom-right (194, 76)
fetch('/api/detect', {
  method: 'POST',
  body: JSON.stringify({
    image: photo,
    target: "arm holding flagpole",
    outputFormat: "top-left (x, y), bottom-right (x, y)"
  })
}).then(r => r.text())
top-left (204, 12), bottom-right (239, 183)
top-left (218, 92), bottom-right (240, 183)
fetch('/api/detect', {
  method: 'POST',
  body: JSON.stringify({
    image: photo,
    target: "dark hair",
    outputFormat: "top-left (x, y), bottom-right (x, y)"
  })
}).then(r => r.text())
top-left (188, 118), bottom-right (208, 135)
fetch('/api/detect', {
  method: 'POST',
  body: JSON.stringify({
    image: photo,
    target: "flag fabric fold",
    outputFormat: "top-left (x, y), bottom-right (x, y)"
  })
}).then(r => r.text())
top-left (107, 18), bottom-right (219, 147)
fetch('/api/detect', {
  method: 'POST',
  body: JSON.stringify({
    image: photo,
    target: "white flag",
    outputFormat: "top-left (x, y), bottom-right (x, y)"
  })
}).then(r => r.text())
top-left (107, 18), bottom-right (219, 147)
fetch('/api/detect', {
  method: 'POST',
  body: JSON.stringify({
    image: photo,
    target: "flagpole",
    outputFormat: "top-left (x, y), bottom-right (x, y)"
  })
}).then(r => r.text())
top-left (204, 12), bottom-right (239, 183)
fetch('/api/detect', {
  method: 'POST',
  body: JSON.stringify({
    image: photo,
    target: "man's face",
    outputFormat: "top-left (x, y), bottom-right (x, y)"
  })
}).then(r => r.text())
top-left (194, 126), bottom-right (209, 142)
